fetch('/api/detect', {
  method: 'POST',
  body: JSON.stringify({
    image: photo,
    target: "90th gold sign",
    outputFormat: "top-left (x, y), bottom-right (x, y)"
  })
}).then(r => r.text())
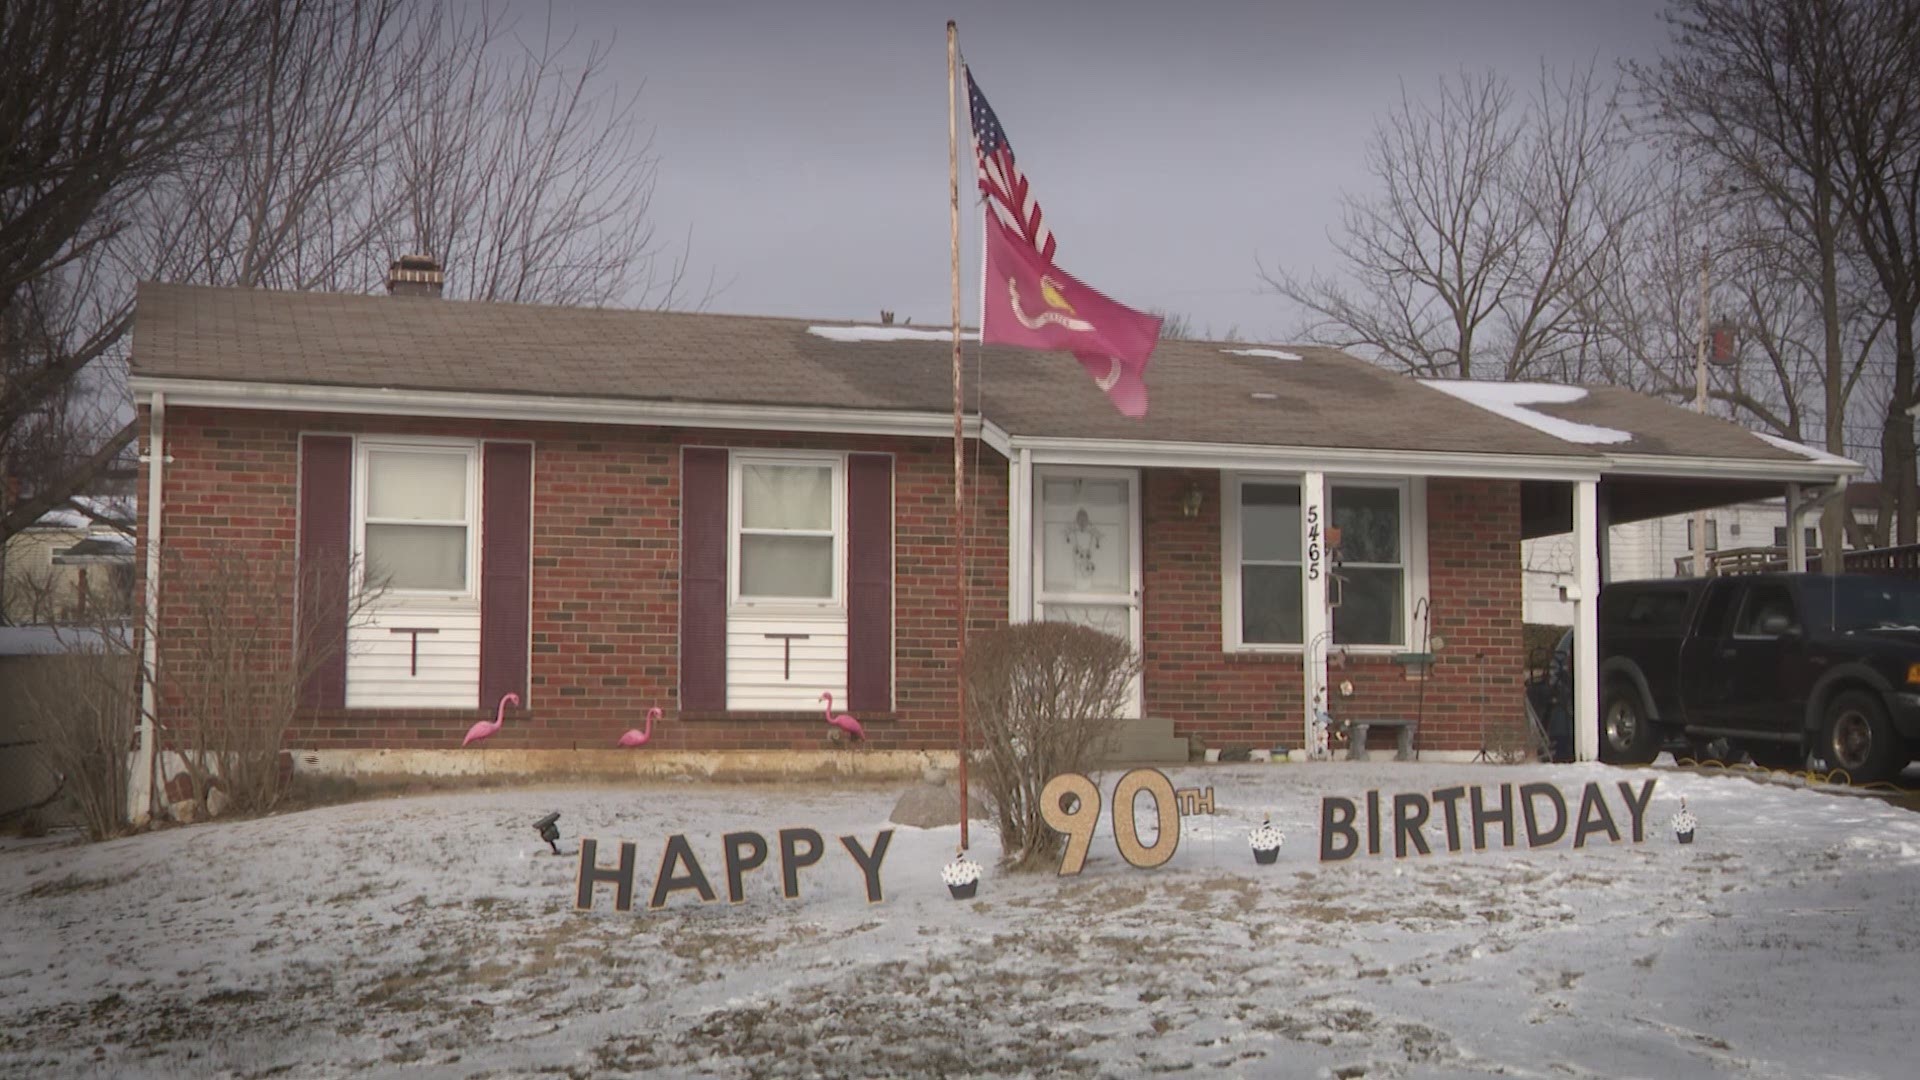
top-left (1040, 769), bottom-right (1215, 875)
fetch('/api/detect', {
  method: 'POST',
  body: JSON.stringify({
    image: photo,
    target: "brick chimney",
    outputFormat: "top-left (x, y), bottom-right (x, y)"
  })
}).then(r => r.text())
top-left (387, 254), bottom-right (444, 298)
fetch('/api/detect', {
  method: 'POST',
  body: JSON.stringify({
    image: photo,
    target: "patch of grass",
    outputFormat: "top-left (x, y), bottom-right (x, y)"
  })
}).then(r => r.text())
top-left (24, 870), bottom-right (132, 900)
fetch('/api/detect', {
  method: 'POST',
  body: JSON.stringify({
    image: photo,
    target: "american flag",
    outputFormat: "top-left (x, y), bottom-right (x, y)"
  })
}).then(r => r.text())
top-left (966, 67), bottom-right (1056, 263)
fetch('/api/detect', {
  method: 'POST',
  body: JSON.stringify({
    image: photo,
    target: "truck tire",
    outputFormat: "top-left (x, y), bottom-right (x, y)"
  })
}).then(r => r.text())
top-left (1819, 689), bottom-right (1901, 784)
top-left (1600, 678), bottom-right (1660, 764)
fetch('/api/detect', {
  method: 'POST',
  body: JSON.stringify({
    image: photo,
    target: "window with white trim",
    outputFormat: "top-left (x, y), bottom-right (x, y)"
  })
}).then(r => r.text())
top-left (1236, 480), bottom-right (1303, 645)
top-left (1329, 483), bottom-right (1406, 646)
top-left (733, 455), bottom-right (842, 605)
top-left (359, 442), bottom-right (478, 596)
top-left (1227, 476), bottom-right (1418, 651)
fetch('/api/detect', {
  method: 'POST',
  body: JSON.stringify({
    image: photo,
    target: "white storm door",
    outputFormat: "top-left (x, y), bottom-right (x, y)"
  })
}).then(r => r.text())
top-left (1033, 468), bottom-right (1142, 718)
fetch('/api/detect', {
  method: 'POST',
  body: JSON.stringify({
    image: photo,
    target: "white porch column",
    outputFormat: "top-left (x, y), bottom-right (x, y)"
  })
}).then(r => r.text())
top-left (1785, 483), bottom-right (1806, 572)
top-left (1573, 479), bottom-right (1602, 762)
top-left (1302, 471), bottom-right (1329, 750)
top-left (1009, 448), bottom-right (1033, 622)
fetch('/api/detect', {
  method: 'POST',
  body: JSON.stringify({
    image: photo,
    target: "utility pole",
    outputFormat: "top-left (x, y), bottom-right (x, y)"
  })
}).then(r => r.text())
top-left (1693, 243), bottom-right (1710, 577)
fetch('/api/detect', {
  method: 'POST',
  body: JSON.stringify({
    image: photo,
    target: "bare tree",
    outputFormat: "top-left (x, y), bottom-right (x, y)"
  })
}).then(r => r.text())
top-left (385, 7), bottom-right (687, 307)
top-left (1, 0), bottom-right (270, 548)
top-left (1265, 64), bottom-right (1648, 381)
top-left (1635, 0), bottom-right (1870, 563)
top-left (1828, 0), bottom-right (1920, 543)
top-left (3, 0), bottom-right (697, 552)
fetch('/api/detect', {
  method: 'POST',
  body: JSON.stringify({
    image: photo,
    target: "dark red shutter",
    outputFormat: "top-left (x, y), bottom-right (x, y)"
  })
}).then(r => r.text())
top-left (681, 448), bottom-right (729, 711)
top-left (481, 442), bottom-right (533, 709)
top-left (296, 435), bottom-right (352, 708)
top-left (846, 453), bottom-right (893, 712)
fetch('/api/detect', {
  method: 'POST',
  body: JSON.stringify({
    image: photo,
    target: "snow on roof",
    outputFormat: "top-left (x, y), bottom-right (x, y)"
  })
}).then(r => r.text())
top-left (26, 494), bottom-right (136, 531)
top-left (807, 325), bottom-right (979, 343)
top-left (1419, 380), bottom-right (1633, 446)
top-left (1221, 347), bottom-right (1302, 361)
top-left (1754, 432), bottom-right (1856, 468)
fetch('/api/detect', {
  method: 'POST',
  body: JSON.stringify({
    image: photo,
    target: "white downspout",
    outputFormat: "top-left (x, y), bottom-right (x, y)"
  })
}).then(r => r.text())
top-left (129, 392), bottom-right (165, 825)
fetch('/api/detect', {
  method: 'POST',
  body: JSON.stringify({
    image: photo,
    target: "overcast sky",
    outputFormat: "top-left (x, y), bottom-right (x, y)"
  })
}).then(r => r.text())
top-left (579, 0), bottom-right (1673, 342)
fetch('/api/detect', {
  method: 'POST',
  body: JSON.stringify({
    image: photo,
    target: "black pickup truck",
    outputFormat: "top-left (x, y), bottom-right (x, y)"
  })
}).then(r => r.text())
top-left (1597, 573), bottom-right (1920, 782)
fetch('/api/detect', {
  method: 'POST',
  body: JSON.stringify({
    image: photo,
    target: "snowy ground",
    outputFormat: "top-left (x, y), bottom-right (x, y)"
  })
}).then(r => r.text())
top-left (2, 761), bottom-right (1917, 1079)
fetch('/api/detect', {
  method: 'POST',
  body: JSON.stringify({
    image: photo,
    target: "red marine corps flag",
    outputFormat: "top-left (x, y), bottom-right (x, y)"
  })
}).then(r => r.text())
top-left (967, 66), bottom-right (1162, 418)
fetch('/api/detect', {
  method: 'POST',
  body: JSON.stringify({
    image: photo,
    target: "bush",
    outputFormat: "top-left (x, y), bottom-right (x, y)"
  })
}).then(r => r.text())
top-left (966, 622), bottom-right (1139, 871)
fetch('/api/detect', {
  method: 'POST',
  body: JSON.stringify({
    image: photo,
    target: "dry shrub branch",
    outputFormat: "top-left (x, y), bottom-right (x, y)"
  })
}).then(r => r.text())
top-left (161, 546), bottom-right (377, 815)
top-left (966, 622), bottom-right (1139, 872)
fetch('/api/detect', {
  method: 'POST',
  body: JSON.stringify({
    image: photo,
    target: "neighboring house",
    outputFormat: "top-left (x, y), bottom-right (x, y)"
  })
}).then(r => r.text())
top-left (1524, 483), bottom-right (1920, 625)
top-left (0, 496), bottom-right (136, 624)
top-left (125, 277), bottom-right (1859, 781)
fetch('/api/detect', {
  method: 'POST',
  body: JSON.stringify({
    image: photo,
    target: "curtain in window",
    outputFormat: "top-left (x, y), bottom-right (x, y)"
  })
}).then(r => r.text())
top-left (365, 450), bottom-right (468, 591)
top-left (740, 463), bottom-right (833, 598)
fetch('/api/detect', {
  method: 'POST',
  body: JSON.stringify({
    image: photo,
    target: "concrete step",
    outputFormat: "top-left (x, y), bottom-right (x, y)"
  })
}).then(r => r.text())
top-left (1097, 715), bottom-right (1191, 765)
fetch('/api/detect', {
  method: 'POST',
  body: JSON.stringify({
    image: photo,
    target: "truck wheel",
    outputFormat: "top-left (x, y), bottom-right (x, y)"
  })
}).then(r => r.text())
top-left (1600, 679), bottom-right (1659, 764)
top-left (1819, 690), bottom-right (1901, 784)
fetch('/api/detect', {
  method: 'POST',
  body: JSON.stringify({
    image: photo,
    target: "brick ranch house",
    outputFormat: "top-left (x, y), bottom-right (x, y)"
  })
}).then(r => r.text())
top-left (123, 278), bottom-right (1858, 802)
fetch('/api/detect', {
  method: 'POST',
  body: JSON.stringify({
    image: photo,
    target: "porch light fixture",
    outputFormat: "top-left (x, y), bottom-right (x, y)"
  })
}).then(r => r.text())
top-left (1181, 481), bottom-right (1205, 519)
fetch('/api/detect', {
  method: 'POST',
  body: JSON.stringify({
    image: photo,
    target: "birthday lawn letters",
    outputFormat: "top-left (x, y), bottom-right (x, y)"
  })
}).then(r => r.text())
top-left (575, 828), bottom-right (894, 912)
top-left (1319, 780), bottom-right (1657, 861)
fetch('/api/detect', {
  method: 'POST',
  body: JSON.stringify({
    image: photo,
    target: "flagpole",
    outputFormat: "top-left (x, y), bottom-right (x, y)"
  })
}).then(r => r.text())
top-left (947, 19), bottom-right (971, 851)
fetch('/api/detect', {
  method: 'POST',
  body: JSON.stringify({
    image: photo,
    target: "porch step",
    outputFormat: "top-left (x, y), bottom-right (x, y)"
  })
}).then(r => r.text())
top-left (1096, 715), bottom-right (1191, 765)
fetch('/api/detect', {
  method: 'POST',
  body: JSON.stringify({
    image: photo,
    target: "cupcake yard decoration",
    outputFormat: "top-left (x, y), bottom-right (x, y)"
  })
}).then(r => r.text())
top-left (943, 850), bottom-right (982, 899)
top-left (1249, 816), bottom-right (1285, 865)
top-left (1670, 798), bottom-right (1697, 844)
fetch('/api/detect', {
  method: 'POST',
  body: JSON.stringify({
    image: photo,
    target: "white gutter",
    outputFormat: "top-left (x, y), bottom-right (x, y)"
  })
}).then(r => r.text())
top-left (1601, 452), bottom-right (1864, 482)
top-left (130, 391), bottom-right (166, 826)
top-left (1008, 435), bottom-right (1605, 482)
top-left (127, 376), bottom-right (1013, 458)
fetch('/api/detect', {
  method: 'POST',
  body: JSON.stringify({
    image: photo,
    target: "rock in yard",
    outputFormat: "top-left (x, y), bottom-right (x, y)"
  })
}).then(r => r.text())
top-left (169, 799), bottom-right (202, 825)
top-left (205, 786), bottom-right (231, 819)
top-left (889, 781), bottom-right (989, 829)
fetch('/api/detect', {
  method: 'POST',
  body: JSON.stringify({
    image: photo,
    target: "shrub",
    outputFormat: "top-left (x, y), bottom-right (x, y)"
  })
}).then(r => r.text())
top-left (966, 621), bottom-right (1139, 871)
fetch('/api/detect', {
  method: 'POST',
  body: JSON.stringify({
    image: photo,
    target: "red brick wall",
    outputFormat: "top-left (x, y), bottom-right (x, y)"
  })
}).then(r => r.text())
top-left (147, 407), bottom-right (1524, 757)
top-left (147, 407), bottom-right (1006, 753)
top-left (1140, 470), bottom-right (1526, 755)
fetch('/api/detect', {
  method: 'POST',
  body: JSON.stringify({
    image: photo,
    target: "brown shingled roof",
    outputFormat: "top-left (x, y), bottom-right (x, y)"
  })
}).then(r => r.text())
top-left (127, 282), bottom-right (1834, 467)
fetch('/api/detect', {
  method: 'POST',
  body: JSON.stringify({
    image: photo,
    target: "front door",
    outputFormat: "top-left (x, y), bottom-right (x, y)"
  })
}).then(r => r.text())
top-left (1034, 468), bottom-right (1142, 718)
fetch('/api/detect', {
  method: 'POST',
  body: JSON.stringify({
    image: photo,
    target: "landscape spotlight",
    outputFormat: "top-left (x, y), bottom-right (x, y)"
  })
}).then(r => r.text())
top-left (533, 812), bottom-right (561, 855)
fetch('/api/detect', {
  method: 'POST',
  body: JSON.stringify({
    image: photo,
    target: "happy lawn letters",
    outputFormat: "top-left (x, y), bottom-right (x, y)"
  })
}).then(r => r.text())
top-left (1320, 780), bottom-right (1657, 861)
top-left (575, 828), bottom-right (894, 912)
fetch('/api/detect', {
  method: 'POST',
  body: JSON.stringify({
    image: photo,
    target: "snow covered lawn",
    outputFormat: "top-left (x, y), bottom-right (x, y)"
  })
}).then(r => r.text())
top-left (3, 761), bottom-right (1916, 1078)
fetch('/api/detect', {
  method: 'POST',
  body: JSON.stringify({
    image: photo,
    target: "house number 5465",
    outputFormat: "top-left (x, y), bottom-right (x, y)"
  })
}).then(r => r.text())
top-left (1306, 504), bottom-right (1322, 581)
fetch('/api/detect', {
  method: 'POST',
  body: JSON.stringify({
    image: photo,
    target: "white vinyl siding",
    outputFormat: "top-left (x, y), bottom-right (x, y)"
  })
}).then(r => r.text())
top-left (345, 608), bottom-right (482, 709)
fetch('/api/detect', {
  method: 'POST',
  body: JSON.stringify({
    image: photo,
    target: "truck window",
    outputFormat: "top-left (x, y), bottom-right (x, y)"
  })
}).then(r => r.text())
top-left (1732, 582), bottom-right (1797, 637)
top-left (1692, 581), bottom-right (1736, 638)
top-left (1619, 590), bottom-right (1690, 631)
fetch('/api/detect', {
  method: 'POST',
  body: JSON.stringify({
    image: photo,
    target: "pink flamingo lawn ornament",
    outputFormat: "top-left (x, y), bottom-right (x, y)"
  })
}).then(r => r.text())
top-left (463, 692), bottom-right (519, 747)
top-left (820, 692), bottom-right (865, 742)
top-left (617, 707), bottom-right (661, 748)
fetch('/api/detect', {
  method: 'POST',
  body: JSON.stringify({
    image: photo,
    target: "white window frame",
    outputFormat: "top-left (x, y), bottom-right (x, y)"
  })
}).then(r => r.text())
top-left (1326, 478), bottom-right (1421, 650)
top-left (1222, 474), bottom-right (1306, 652)
top-left (1223, 474), bottom-right (1426, 654)
top-left (352, 437), bottom-right (482, 605)
top-left (728, 450), bottom-right (846, 611)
